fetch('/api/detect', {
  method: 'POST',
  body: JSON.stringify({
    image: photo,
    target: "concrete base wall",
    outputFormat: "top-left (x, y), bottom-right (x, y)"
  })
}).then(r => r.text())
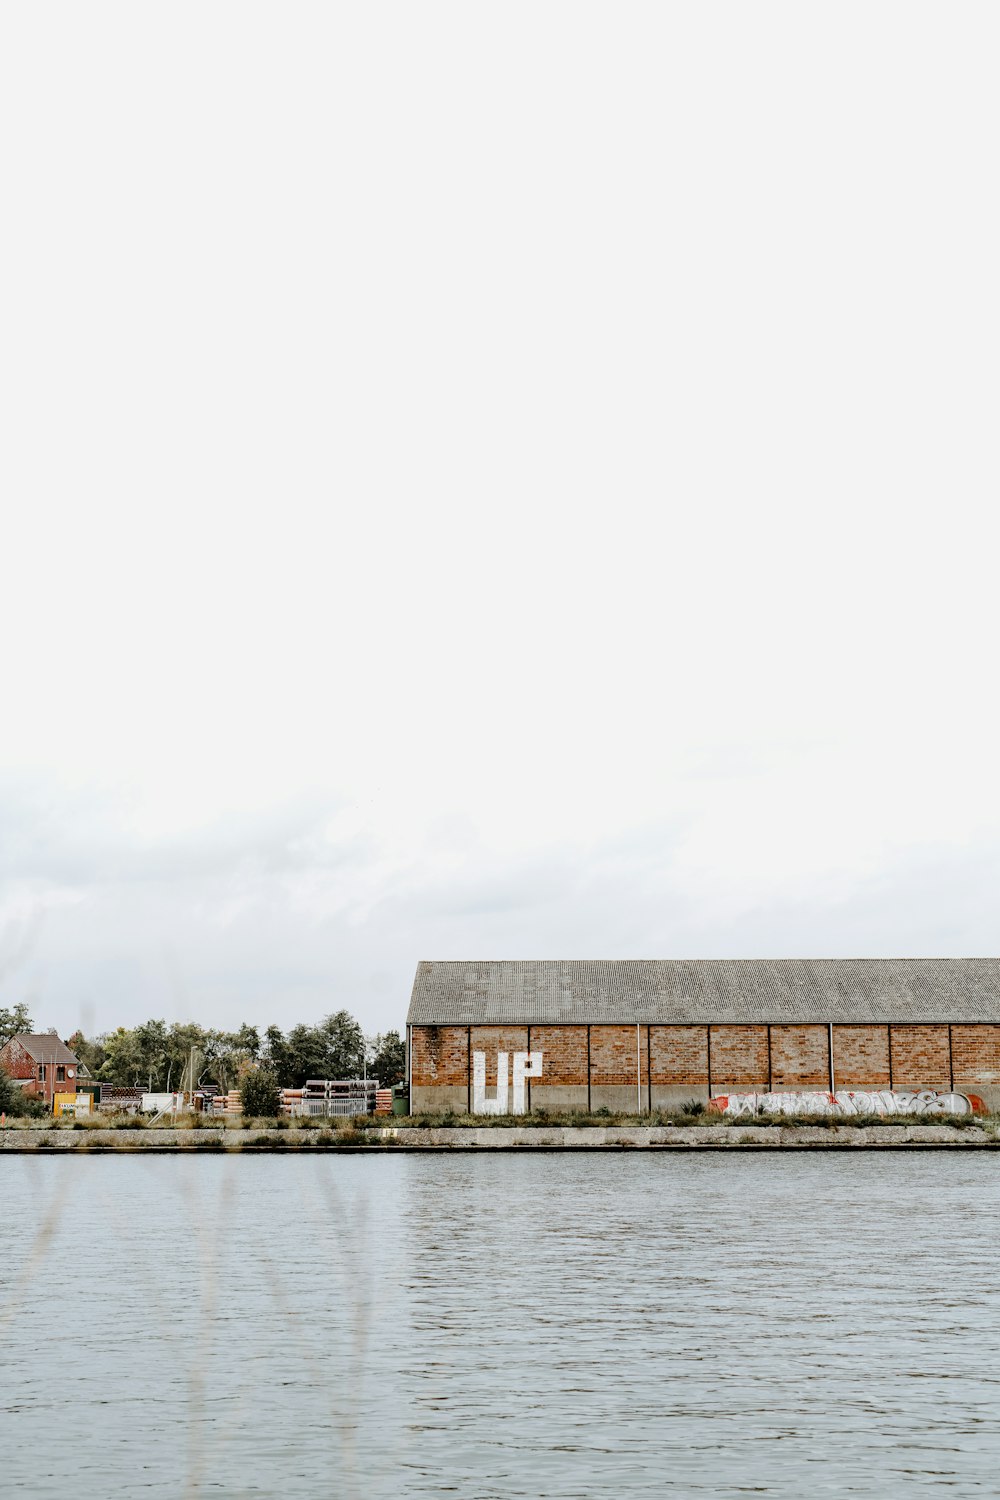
top-left (410, 1085), bottom-right (468, 1114)
top-left (411, 1084), bottom-right (596, 1114)
top-left (3, 1124), bottom-right (997, 1150)
top-left (408, 1075), bottom-right (1000, 1116)
top-left (651, 1085), bottom-right (710, 1110)
top-left (589, 1084), bottom-right (645, 1112)
top-left (529, 1085), bottom-right (589, 1112)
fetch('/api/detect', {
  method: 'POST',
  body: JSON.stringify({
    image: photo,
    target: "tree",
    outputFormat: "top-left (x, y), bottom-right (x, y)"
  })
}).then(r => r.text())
top-left (68, 1030), bottom-right (106, 1077)
top-left (97, 1027), bottom-right (147, 1086)
top-left (263, 1025), bottom-right (293, 1084)
top-left (233, 1023), bottom-right (260, 1061)
top-left (202, 1025), bottom-right (260, 1094)
top-left (368, 1030), bottom-right (405, 1087)
top-left (283, 1023), bottom-right (327, 1084)
top-left (0, 1003), bottom-right (33, 1048)
top-left (134, 1019), bottom-right (169, 1091)
top-left (64, 1010), bottom-right (373, 1093)
top-left (240, 1066), bottom-right (281, 1119)
top-left (273, 1011), bottom-right (366, 1087)
top-left (317, 1010), bottom-right (366, 1079)
top-left (164, 1022), bottom-right (210, 1093)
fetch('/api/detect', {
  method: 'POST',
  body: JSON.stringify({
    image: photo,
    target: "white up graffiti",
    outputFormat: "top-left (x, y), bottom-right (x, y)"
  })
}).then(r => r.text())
top-left (472, 1051), bottom-right (543, 1114)
top-left (710, 1089), bottom-right (984, 1118)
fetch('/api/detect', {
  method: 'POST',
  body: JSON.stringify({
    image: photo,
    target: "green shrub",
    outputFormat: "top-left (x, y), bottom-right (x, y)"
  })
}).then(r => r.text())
top-left (240, 1068), bottom-right (282, 1119)
top-left (0, 1068), bottom-right (45, 1118)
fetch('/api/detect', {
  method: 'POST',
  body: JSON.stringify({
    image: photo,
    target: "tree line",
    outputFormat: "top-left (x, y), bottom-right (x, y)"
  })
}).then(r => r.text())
top-left (0, 1003), bottom-right (405, 1097)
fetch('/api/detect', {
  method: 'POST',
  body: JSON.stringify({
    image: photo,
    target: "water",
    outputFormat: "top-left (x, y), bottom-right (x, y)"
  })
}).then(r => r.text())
top-left (2, 1152), bottom-right (999, 1497)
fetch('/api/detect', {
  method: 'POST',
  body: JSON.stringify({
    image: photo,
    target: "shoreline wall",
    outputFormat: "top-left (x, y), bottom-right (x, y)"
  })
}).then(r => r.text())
top-left (3, 1124), bottom-right (999, 1152)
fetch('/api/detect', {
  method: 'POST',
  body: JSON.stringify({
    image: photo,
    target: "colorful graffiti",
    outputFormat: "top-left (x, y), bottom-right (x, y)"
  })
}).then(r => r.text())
top-left (472, 1051), bottom-right (543, 1114)
top-left (709, 1089), bottom-right (985, 1118)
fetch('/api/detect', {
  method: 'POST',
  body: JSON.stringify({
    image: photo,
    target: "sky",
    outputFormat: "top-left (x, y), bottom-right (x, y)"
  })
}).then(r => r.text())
top-left (2, 3), bottom-right (999, 1042)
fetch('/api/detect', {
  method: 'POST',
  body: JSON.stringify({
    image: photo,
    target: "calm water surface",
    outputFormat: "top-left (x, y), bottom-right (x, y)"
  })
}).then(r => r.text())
top-left (3, 1152), bottom-right (999, 1497)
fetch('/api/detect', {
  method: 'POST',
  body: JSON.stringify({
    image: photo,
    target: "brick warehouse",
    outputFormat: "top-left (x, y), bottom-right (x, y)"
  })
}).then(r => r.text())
top-left (405, 959), bottom-right (1000, 1114)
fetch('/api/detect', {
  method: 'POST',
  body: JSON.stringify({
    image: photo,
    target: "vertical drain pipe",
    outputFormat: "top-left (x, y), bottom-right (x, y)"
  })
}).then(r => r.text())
top-left (828, 1021), bottom-right (836, 1097)
top-left (636, 1023), bottom-right (642, 1115)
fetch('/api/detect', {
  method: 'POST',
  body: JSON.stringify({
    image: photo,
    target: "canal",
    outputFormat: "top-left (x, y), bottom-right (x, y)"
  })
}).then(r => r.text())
top-left (3, 1153), bottom-right (998, 1496)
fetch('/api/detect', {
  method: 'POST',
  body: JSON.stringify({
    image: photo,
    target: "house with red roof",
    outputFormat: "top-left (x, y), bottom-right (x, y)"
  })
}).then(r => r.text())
top-left (0, 1033), bottom-right (83, 1109)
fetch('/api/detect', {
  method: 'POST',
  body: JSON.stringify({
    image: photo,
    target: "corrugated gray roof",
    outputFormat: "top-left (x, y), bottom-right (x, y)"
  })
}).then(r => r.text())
top-left (406, 960), bottom-right (1000, 1025)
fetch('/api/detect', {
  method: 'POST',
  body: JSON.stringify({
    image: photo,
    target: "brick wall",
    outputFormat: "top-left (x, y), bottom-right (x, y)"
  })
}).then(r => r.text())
top-left (832, 1026), bottom-right (891, 1088)
top-left (470, 1026), bottom-right (528, 1087)
top-left (589, 1025), bottom-right (644, 1086)
top-left (649, 1026), bottom-right (709, 1086)
top-left (769, 1026), bottom-right (830, 1089)
top-left (409, 1021), bottom-right (1000, 1109)
top-left (410, 1026), bottom-right (468, 1088)
top-left (889, 1025), bottom-right (951, 1091)
top-left (0, 1038), bottom-right (43, 1101)
top-left (952, 1025), bottom-right (1000, 1087)
top-left (0, 1037), bottom-right (36, 1081)
top-left (708, 1026), bottom-right (769, 1091)
top-left (528, 1026), bottom-right (588, 1083)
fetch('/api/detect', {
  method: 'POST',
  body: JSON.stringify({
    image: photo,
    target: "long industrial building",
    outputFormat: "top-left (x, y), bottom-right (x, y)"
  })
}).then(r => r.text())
top-left (406, 959), bottom-right (1000, 1113)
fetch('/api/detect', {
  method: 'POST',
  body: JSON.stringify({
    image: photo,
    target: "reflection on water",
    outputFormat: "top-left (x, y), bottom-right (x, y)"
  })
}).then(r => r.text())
top-left (3, 1153), bottom-right (999, 1497)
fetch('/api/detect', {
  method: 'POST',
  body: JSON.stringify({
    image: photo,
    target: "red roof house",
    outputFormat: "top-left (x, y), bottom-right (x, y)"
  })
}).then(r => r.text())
top-left (0, 1033), bottom-right (83, 1109)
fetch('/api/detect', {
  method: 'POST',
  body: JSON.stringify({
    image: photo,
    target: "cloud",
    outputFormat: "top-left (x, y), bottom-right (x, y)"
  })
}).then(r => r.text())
top-left (1, 760), bottom-right (998, 1041)
top-left (2, 6), bottom-right (999, 1038)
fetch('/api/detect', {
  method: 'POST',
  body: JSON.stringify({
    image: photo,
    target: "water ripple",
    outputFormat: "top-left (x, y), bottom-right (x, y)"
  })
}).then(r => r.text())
top-left (2, 1153), bottom-right (998, 1497)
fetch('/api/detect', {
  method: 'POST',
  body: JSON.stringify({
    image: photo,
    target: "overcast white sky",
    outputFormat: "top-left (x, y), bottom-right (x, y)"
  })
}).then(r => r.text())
top-left (2, 3), bottom-right (999, 1041)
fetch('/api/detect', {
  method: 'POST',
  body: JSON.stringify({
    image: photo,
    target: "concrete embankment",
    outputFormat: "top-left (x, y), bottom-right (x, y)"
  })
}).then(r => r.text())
top-left (3, 1124), bottom-right (998, 1151)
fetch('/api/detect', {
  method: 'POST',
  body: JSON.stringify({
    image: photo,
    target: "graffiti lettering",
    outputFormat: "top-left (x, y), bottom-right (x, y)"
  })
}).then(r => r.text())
top-left (511, 1051), bottom-right (542, 1114)
top-left (473, 1050), bottom-right (508, 1114)
top-left (472, 1051), bottom-right (543, 1114)
top-left (709, 1089), bottom-right (985, 1118)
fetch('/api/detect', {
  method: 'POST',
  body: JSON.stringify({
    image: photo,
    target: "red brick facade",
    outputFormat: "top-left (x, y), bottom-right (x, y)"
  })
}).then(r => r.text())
top-left (889, 1025), bottom-right (952, 1091)
top-left (589, 1025), bottom-right (645, 1086)
top-left (832, 1026), bottom-right (891, 1088)
top-left (708, 1026), bottom-right (770, 1091)
top-left (408, 1026), bottom-right (468, 1087)
top-left (409, 1022), bottom-right (1000, 1111)
top-left (471, 1026), bottom-right (528, 1079)
top-left (528, 1026), bottom-right (589, 1083)
top-left (952, 1025), bottom-right (1000, 1089)
top-left (769, 1025), bottom-right (829, 1089)
top-left (0, 1035), bottom-right (81, 1108)
top-left (649, 1026), bottom-right (708, 1087)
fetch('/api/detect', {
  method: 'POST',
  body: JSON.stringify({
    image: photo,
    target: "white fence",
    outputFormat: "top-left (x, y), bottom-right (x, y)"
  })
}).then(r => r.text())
top-left (286, 1096), bottom-right (373, 1117)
